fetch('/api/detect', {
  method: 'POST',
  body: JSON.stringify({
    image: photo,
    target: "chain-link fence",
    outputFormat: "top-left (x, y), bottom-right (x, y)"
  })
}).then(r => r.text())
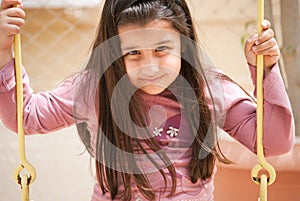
top-left (0, 0), bottom-right (286, 201)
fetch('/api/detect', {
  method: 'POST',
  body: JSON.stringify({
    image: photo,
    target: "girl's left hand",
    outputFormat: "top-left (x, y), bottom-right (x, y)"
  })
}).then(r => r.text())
top-left (244, 20), bottom-right (280, 69)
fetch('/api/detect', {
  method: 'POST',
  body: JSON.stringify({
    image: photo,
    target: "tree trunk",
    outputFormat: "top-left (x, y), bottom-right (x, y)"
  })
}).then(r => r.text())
top-left (280, 0), bottom-right (300, 136)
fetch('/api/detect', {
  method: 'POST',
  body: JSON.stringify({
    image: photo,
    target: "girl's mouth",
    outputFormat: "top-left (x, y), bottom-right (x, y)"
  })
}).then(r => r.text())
top-left (141, 75), bottom-right (164, 84)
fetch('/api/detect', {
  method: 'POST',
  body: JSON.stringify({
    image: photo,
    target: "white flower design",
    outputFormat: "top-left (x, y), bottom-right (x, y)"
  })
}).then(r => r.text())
top-left (153, 127), bottom-right (163, 136)
top-left (166, 126), bottom-right (179, 137)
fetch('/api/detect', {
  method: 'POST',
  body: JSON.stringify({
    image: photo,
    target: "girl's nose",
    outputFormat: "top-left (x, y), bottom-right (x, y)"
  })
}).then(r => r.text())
top-left (141, 50), bottom-right (158, 65)
top-left (140, 63), bottom-right (160, 77)
top-left (140, 51), bottom-right (160, 77)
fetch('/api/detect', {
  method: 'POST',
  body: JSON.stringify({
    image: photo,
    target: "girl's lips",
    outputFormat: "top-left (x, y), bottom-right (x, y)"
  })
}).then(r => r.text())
top-left (141, 75), bottom-right (164, 84)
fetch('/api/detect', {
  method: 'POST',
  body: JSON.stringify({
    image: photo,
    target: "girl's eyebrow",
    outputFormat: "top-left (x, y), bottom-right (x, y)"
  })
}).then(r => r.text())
top-left (154, 40), bottom-right (173, 46)
top-left (121, 45), bottom-right (139, 52)
top-left (122, 40), bottom-right (173, 51)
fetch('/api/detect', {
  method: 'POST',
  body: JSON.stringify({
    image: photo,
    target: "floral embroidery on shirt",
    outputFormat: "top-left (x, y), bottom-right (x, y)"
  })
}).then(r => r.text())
top-left (153, 127), bottom-right (163, 136)
top-left (167, 126), bottom-right (179, 137)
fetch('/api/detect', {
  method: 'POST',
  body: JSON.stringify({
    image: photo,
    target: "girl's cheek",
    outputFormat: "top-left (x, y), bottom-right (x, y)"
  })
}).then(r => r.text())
top-left (124, 60), bottom-right (138, 73)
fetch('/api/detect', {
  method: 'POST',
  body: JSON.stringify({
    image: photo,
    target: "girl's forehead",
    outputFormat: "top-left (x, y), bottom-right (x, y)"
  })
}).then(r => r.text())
top-left (118, 19), bottom-right (174, 30)
top-left (118, 20), bottom-right (180, 49)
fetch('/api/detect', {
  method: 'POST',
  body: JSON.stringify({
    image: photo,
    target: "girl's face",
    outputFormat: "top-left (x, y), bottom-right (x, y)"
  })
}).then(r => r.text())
top-left (118, 20), bottom-right (182, 95)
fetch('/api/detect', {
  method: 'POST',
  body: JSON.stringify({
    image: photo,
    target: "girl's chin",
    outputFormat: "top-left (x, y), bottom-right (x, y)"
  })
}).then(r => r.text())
top-left (139, 85), bottom-right (166, 95)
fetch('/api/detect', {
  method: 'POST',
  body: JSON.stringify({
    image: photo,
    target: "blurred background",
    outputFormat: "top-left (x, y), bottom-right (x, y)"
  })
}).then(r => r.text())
top-left (0, 0), bottom-right (299, 200)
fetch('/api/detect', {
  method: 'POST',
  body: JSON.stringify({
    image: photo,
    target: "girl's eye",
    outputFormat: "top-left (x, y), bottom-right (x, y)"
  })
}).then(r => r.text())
top-left (126, 50), bottom-right (140, 56)
top-left (155, 46), bottom-right (168, 52)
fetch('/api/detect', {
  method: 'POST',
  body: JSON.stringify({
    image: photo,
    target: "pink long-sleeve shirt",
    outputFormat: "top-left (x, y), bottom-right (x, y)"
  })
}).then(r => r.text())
top-left (0, 59), bottom-right (294, 200)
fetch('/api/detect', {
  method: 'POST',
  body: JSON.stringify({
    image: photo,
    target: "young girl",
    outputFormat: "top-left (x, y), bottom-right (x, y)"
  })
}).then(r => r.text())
top-left (0, 0), bottom-right (294, 200)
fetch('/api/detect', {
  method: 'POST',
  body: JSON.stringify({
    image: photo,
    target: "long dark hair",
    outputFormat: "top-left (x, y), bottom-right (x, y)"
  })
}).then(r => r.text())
top-left (75, 0), bottom-right (230, 200)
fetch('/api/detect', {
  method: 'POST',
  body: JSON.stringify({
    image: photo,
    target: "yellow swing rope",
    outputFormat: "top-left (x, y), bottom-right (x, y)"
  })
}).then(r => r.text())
top-left (13, 4), bottom-right (36, 201)
top-left (251, 0), bottom-right (276, 201)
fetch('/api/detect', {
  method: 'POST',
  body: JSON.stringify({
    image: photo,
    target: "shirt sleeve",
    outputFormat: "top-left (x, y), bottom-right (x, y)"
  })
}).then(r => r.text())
top-left (0, 59), bottom-right (75, 134)
top-left (222, 63), bottom-right (295, 156)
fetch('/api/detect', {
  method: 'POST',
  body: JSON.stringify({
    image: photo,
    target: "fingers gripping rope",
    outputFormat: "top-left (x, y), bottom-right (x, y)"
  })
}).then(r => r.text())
top-left (13, 4), bottom-right (36, 201)
top-left (250, 1), bottom-right (276, 201)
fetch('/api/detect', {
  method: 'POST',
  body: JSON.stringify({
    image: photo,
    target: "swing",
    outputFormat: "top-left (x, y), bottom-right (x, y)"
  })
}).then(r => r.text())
top-left (13, 3), bottom-right (36, 201)
top-left (250, 0), bottom-right (276, 200)
top-left (11, 0), bottom-right (276, 200)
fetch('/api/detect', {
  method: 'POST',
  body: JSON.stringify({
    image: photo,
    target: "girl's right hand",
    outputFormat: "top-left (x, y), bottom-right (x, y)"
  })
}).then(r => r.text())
top-left (0, 0), bottom-right (25, 67)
